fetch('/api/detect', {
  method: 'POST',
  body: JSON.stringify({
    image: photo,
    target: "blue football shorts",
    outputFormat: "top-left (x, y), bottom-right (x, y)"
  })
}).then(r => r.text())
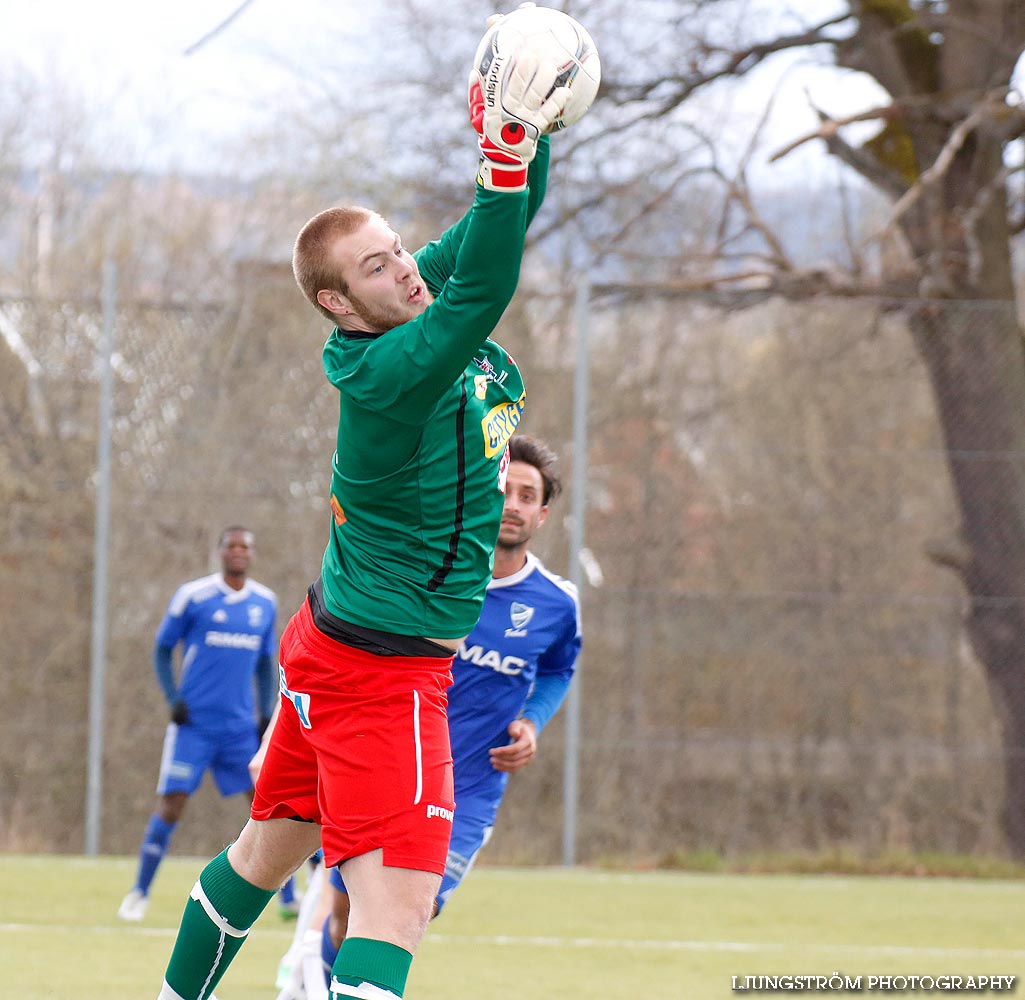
top-left (156, 721), bottom-right (258, 797)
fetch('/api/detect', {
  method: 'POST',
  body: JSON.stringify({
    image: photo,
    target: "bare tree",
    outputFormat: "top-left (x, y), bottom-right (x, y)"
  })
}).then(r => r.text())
top-left (597, 0), bottom-right (1025, 853)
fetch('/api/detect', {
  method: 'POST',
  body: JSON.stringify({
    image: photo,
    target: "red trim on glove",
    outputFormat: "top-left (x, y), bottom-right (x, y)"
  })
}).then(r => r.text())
top-left (488, 167), bottom-right (528, 189)
top-left (476, 159), bottom-right (528, 190)
top-left (480, 136), bottom-right (522, 165)
top-left (468, 80), bottom-right (485, 136)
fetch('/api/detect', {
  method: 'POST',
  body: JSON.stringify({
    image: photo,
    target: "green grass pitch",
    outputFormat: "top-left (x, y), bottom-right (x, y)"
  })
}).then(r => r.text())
top-left (0, 854), bottom-right (1022, 998)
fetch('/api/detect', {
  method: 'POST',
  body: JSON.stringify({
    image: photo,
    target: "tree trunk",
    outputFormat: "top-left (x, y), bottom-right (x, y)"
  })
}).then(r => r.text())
top-left (909, 299), bottom-right (1025, 855)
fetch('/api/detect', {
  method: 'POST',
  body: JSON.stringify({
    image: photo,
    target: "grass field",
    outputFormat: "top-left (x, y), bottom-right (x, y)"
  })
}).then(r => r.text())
top-left (1, 854), bottom-right (1022, 999)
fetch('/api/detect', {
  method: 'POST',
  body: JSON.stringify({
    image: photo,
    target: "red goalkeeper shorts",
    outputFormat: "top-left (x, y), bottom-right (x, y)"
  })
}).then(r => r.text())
top-left (251, 598), bottom-right (455, 875)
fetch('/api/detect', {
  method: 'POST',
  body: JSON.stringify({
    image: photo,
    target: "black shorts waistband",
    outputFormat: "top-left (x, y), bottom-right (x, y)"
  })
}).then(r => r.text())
top-left (308, 579), bottom-right (454, 659)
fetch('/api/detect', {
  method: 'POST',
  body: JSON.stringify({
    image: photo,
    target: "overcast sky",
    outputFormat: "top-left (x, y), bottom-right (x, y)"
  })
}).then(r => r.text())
top-left (0, 0), bottom-right (378, 169)
top-left (2, 1), bottom-right (1021, 179)
top-left (0, 2), bottom-right (860, 173)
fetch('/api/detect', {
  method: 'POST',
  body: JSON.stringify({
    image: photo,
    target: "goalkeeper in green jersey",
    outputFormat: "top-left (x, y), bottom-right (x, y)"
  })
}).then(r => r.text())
top-left (154, 30), bottom-right (571, 1000)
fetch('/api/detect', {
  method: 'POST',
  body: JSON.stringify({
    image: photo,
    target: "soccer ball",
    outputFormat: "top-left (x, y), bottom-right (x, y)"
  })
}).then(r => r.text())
top-left (473, 3), bottom-right (601, 132)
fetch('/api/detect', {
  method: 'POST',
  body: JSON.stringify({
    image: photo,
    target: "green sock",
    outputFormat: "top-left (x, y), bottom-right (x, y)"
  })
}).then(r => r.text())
top-left (330, 937), bottom-right (413, 998)
top-left (162, 848), bottom-right (275, 999)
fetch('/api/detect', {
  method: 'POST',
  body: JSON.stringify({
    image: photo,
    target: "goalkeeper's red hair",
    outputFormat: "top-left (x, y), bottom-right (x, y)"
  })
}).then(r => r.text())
top-left (294, 206), bottom-right (381, 322)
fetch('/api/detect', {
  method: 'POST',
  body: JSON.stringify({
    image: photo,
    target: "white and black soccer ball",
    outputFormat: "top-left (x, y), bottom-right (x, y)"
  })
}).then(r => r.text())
top-left (473, 3), bottom-right (601, 131)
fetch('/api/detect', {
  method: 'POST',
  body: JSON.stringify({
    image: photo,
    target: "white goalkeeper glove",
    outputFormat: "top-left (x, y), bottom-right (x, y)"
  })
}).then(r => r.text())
top-left (469, 42), bottom-right (570, 191)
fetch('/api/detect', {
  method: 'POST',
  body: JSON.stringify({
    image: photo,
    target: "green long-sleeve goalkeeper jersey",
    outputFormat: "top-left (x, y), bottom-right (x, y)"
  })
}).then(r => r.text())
top-left (317, 141), bottom-right (549, 640)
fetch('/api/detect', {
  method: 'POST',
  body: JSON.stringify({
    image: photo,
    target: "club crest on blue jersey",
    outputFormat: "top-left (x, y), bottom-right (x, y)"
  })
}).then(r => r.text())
top-left (505, 602), bottom-right (534, 637)
top-left (248, 604), bottom-right (263, 627)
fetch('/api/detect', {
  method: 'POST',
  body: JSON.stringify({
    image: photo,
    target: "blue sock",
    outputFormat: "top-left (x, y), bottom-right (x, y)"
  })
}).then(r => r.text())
top-left (279, 875), bottom-right (296, 905)
top-left (321, 915), bottom-right (340, 988)
top-left (134, 813), bottom-right (176, 895)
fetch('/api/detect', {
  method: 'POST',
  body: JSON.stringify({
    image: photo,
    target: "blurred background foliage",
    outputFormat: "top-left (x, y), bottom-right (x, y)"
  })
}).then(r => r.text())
top-left (3, 0), bottom-right (1025, 867)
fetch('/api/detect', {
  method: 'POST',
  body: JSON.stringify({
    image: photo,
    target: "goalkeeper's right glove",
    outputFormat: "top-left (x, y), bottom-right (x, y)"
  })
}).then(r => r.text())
top-left (170, 700), bottom-right (190, 726)
top-left (469, 48), bottom-right (570, 192)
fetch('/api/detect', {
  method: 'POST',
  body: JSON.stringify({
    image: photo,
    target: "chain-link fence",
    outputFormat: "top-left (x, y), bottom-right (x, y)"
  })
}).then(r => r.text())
top-left (494, 291), bottom-right (1012, 865)
top-left (0, 282), bottom-right (1018, 864)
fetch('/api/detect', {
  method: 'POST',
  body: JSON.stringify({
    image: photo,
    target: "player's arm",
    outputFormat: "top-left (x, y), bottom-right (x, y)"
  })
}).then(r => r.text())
top-left (413, 45), bottom-right (555, 289)
top-left (154, 594), bottom-right (189, 725)
top-left (353, 180), bottom-right (550, 422)
top-left (345, 54), bottom-right (568, 422)
top-left (488, 672), bottom-right (573, 773)
top-left (153, 642), bottom-right (178, 706)
top-left (524, 133), bottom-right (550, 223)
top-left (155, 642), bottom-right (191, 726)
top-left (414, 134), bottom-right (550, 295)
top-left (248, 700), bottom-right (280, 784)
top-left (521, 669), bottom-right (575, 733)
top-left (522, 607), bottom-right (581, 731)
top-left (490, 609), bottom-right (581, 773)
top-left (255, 653), bottom-right (276, 736)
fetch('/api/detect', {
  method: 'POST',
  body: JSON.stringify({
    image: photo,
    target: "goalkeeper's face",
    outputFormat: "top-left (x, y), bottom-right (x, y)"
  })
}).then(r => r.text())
top-left (323, 216), bottom-right (433, 333)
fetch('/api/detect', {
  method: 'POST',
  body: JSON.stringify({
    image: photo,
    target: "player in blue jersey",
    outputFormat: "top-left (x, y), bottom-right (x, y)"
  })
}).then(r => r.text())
top-left (117, 526), bottom-right (278, 922)
top-left (269, 435), bottom-right (581, 999)
top-left (431, 434), bottom-right (581, 909)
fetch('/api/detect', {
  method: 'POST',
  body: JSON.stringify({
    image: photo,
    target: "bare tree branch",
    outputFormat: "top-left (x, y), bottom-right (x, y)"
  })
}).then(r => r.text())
top-left (183, 0), bottom-right (259, 57)
top-left (818, 123), bottom-right (910, 201)
top-left (603, 13), bottom-right (854, 111)
top-left (835, 160), bottom-right (869, 279)
top-left (724, 88), bottom-right (794, 272)
top-left (868, 89), bottom-right (1023, 244)
top-left (769, 102), bottom-right (901, 163)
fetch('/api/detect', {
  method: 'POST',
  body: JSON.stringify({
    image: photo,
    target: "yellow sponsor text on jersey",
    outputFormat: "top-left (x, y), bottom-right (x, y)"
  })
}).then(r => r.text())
top-left (482, 393), bottom-right (526, 458)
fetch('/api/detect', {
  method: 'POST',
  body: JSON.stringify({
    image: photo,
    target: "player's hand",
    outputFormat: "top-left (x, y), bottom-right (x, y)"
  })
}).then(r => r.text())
top-left (249, 710), bottom-right (277, 783)
top-left (488, 718), bottom-right (538, 773)
top-left (486, 51), bottom-right (569, 160)
top-left (470, 21), bottom-right (569, 191)
top-left (248, 741), bottom-right (267, 784)
top-left (470, 65), bottom-right (530, 192)
top-left (471, 51), bottom-right (569, 159)
top-left (170, 700), bottom-right (190, 726)
top-left (467, 7), bottom-right (526, 137)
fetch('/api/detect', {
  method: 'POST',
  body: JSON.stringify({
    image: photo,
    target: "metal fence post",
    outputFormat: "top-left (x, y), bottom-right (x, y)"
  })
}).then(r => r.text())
top-left (563, 272), bottom-right (591, 866)
top-left (85, 259), bottom-right (116, 856)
